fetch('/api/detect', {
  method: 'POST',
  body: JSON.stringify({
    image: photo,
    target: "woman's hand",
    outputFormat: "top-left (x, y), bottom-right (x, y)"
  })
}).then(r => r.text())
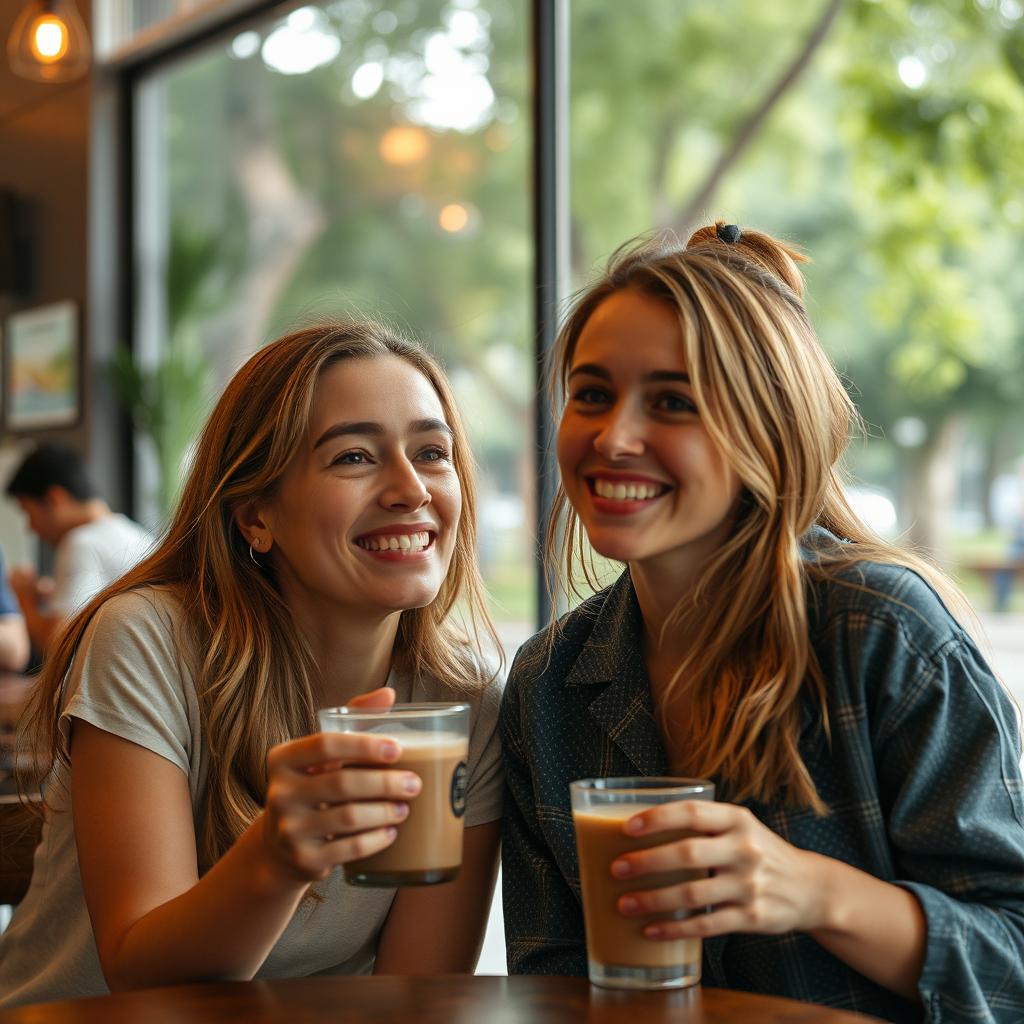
top-left (612, 800), bottom-right (825, 940)
top-left (260, 686), bottom-right (420, 885)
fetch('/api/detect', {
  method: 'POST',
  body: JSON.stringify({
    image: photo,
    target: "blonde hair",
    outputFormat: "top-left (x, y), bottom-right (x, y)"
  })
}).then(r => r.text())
top-left (548, 223), bottom-right (968, 814)
top-left (21, 320), bottom-right (499, 866)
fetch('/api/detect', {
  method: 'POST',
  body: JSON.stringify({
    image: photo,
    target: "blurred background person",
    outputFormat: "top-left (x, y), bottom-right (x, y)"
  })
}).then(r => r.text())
top-left (4, 443), bottom-right (153, 656)
top-left (992, 456), bottom-right (1024, 614)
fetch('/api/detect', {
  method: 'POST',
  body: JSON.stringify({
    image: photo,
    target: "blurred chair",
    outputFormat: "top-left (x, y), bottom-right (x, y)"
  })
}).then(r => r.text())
top-left (0, 796), bottom-right (41, 908)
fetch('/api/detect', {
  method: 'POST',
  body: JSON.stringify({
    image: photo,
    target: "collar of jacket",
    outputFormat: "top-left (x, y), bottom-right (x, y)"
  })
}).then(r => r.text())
top-left (563, 570), bottom-right (670, 776)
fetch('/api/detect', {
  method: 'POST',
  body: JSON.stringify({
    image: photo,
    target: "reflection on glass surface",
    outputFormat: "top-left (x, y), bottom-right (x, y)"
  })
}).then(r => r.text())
top-left (134, 0), bottom-right (533, 646)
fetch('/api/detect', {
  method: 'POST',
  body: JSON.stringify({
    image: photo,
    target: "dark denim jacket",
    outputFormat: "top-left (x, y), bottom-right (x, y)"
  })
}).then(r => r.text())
top-left (501, 551), bottom-right (1024, 1023)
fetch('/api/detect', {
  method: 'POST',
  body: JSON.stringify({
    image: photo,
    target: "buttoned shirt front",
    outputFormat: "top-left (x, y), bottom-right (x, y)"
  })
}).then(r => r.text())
top-left (501, 552), bottom-right (1024, 1023)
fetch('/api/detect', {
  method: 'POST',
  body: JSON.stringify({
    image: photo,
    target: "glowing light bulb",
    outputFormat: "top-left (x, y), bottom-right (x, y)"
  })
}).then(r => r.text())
top-left (31, 16), bottom-right (68, 63)
top-left (8, 1), bottom-right (91, 83)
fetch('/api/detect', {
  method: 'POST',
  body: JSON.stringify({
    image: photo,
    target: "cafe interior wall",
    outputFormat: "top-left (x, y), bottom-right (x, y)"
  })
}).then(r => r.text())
top-left (0, 0), bottom-right (122, 573)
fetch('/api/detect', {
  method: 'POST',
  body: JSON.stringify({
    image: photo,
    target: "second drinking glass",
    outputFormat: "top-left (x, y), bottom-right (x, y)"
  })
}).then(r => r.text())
top-left (571, 776), bottom-right (715, 990)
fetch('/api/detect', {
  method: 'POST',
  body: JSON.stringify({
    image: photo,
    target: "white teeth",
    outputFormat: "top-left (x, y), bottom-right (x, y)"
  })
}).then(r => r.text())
top-left (593, 480), bottom-right (661, 500)
top-left (358, 531), bottom-right (431, 552)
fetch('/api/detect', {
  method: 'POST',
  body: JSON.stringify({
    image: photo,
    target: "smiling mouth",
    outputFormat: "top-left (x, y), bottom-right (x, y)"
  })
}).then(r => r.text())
top-left (588, 479), bottom-right (668, 501)
top-left (355, 531), bottom-right (434, 553)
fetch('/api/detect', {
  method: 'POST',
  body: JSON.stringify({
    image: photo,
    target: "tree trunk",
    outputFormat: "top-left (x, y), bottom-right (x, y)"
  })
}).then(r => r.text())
top-left (902, 414), bottom-right (964, 565)
top-left (671, 0), bottom-right (846, 235)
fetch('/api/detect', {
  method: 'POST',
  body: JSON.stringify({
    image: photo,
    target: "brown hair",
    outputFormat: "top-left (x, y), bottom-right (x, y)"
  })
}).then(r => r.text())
top-left (547, 222), bottom-right (968, 814)
top-left (20, 319), bottom-right (499, 866)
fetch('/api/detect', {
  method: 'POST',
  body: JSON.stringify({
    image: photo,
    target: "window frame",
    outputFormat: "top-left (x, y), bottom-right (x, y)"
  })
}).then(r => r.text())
top-left (90, 0), bottom-right (568, 634)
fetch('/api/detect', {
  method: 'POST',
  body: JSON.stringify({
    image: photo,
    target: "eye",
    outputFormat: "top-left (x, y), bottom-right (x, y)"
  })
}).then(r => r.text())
top-left (331, 450), bottom-right (372, 466)
top-left (417, 445), bottom-right (451, 463)
top-left (571, 386), bottom-right (611, 406)
top-left (653, 392), bottom-right (697, 414)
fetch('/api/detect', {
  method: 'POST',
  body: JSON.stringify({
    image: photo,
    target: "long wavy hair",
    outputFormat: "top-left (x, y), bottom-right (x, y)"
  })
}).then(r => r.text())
top-left (547, 223), bottom-right (969, 814)
top-left (20, 320), bottom-right (500, 866)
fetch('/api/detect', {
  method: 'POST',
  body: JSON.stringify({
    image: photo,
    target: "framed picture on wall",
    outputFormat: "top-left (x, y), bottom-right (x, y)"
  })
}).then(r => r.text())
top-left (3, 301), bottom-right (80, 432)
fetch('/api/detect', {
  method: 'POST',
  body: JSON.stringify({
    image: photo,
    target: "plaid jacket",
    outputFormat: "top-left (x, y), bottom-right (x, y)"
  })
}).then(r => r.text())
top-left (501, 551), bottom-right (1024, 1023)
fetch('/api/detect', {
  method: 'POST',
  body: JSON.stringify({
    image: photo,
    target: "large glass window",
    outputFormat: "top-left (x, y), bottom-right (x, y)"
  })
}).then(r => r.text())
top-left (132, 0), bottom-right (534, 652)
top-left (569, 0), bottom-right (1024, 648)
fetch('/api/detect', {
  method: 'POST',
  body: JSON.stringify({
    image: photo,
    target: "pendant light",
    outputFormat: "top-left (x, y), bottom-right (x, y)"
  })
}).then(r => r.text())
top-left (7, 0), bottom-right (91, 83)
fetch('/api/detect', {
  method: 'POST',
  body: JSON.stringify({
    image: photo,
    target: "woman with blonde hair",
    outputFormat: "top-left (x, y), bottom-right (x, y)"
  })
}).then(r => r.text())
top-left (0, 320), bottom-right (503, 1006)
top-left (501, 223), bottom-right (1024, 1022)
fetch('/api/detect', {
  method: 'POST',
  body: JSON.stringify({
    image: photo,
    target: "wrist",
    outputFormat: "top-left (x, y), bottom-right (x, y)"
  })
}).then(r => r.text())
top-left (245, 813), bottom-right (313, 898)
top-left (798, 849), bottom-right (850, 935)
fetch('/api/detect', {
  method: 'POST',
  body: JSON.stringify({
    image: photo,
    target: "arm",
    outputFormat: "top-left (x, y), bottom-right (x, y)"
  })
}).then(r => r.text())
top-left (374, 821), bottom-right (500, 973)
top-left (869, 637), bottom-right (1024, 1018)
top-left (615, 635), bottom-right (1024, 1015)
top-left (613, 801), bottom-right (926, 1000)
top-left (7, 566), bottom-right (60, 654)
top-left (0, 614), bottom-right (29, 672)
top-left (500, 674), bottom-right (587, 975)
top-left (72, 719), bottom-right (418, 990)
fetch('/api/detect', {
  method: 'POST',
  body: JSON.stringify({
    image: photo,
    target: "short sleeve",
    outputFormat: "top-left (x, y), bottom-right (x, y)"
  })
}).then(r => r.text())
top-left (463, 671), bottom-right (504, 828)
top-left (59, 590), bottom-right (195, 779)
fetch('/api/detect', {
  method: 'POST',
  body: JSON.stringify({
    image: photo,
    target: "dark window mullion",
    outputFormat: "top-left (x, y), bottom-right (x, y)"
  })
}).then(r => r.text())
top-left (532, 0), bottom-right (570, 629)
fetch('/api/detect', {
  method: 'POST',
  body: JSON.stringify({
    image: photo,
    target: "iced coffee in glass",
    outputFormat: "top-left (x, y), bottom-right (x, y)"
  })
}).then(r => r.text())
top-left (318, 703), bottom-right (470, 887)
top-left (570, 776), bottom-right (715, 990)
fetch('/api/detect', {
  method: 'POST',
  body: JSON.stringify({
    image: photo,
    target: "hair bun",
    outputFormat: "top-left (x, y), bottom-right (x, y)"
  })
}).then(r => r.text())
top-left (716, 223), bottom-right (742, 244)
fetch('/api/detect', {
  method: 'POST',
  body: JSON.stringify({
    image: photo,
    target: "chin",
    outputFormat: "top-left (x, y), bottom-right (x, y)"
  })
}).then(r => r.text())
top-left (378, 583), bottom-right (444, 612)
top-left (585, 533), bottom-right (641, 564)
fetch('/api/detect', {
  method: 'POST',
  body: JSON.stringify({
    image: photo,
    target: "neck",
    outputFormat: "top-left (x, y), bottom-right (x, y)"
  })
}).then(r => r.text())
top-left (56, 500), bottom-right (111, 542)
top-left (629, 547), bottom-right (706, 647)
top-left (628, 515), bottom-right (738, 664)
top-left (285, 588), bottom-right (401, 708)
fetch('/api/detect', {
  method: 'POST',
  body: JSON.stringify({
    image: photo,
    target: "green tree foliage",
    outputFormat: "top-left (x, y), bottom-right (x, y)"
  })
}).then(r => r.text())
top-left (146, 0), bottom-right (1024, 568)
top-left (569, 0), bottom-right (1024, 551)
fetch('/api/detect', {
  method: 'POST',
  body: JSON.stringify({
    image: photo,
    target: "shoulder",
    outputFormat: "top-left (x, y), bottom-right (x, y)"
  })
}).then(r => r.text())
top-left (504, 586), bottom-right (613, 707)
top-left (410, 641), bottom-right (504, 721)
top-left (82, 586), bottom-right (188, 659)
top-left (109, 513), bottom-right (153, 544)
top-left (807, 558), bottom-right (965, 662)
top-left (64, 514), bottom-right (151, 551)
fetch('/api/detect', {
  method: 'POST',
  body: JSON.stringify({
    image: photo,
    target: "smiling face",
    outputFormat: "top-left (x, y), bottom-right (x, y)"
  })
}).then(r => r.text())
top-left (556, 288), bottom-right (743, 576)
top-left (256, 354), bottom-right (462, 620)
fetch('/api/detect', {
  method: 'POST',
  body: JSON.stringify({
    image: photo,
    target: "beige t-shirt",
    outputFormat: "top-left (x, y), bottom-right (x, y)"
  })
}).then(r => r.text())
top-left (0, 588), bottom-right (503, 1008)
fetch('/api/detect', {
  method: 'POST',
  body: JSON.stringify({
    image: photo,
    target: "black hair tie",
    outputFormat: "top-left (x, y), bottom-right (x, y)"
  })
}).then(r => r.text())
top-left (716, 223), bottom-right (742, 244)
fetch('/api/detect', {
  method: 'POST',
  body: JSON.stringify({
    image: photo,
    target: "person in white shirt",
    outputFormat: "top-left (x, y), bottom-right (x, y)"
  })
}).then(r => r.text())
top-left (5, 442), bottom-right (152, 654)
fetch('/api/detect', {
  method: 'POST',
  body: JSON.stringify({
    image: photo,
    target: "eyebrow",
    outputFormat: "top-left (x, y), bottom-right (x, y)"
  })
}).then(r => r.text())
top-left (312, 418), bottom-right (454, 450)
top-left (567, 363), bottom-right (690, 384)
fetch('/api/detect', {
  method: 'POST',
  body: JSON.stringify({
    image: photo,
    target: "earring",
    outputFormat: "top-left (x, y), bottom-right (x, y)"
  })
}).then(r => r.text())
top-left (249, 539), bottom-right (262, 565)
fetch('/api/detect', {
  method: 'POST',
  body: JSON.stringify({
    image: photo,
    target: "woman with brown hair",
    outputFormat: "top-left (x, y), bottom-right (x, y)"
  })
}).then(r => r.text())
top-left (501, 223), bottom-right (1024, 1022)
top-left (0, 320), bottom-right (503, 1006)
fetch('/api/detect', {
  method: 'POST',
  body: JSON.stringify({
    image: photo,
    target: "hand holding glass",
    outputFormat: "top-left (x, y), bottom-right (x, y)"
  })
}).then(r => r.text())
top-left (571, 777), bottom-right (715, 990)
top-left (318, 703), bottom-right (469, 886)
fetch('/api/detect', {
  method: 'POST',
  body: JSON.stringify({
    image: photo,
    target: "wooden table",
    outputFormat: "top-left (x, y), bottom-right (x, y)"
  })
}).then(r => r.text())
top-left (0, 975), bottom-right (883, 1022)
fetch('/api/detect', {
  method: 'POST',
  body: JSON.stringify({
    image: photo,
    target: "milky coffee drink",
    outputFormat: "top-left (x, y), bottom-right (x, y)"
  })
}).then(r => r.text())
top-left (570, 777), bottom-right (714, 990)
top-left (344, 730), bottom-right (468, 886)
top-left (575, 804), bottom-right (704, 976)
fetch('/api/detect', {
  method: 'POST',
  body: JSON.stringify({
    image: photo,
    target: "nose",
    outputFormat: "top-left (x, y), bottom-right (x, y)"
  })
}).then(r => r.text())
top-left (592, 402), bottom-right (645, 460)
top-left (378, 455), bottom-right (431, 512)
